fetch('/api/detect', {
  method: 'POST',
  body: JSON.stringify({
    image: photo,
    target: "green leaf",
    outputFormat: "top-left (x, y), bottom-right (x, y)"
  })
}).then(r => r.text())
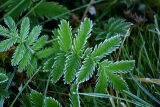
top-left (0, 37), bottom-right (17, 52)
top-left (36, 47), bottom-right (54, 59)
top-left (18, 48), bottom-right (31, 72)
top-left (44, 97), bottom-right (62, 107)
top-left (43, 57), bottom-right (55, 71)
top-left (27, 56), bottom-right (37, 77)
top-left (32, 35), bottom-right (48, 51)
top-left (73, 18), bottom-right (93, 53)
top-left (76, 57), bottom-right (96, 83)
top-left (11, 43), bottom-right (25, 66)
top-left (106, 60), bottom-right (135, 73)
top-left (4, 16), bottom-right (16, 31)
top-left (4, 0), bottom-right (32, 18)
top-left (20, 17), bottom-right (30, 42)
top-left (64, 53), bottom-right (80, 83)
top-left (30, 90), bottom-right (43, 107)
top-left (27, 25), bottom-right (42, 45)
top-left (0, 25), bottom-right (9, 37)
top-left (95, 67), bottom-right (108, 93)
top-left (70, 84), bottom-right (80, 107)
top-left (0, 73), bottom-right (8, 84)
top-left (33, 2), bottom-right (68, 19)
top-left (91, 35), bottom-right (121, 61)
top-left (58, 19), bottom-right (72, 52)
top-left (51, 53), bottom-right (66, 83)
top-left (106, 17), bottom-right (132, 38)
top-left (106, 71), bottom-right (128, 91)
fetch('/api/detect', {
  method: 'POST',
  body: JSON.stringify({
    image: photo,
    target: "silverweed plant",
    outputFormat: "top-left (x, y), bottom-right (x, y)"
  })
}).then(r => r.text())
top-left (0, 17), bottom-right (142, 107)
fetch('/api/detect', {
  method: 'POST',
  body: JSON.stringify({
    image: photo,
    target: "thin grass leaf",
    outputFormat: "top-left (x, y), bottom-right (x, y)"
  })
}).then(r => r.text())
top-left (11, 43), bottom-right (25, 66)
top-left (51, 53), bottom-right (66, 83)
top-left (20, 17), bottom-right (30, 42)
top-left (32, 35), bottom-right (48, 51)
top-left (58, 19), bottom-right (72, 52)
top-left (106, 71), bottom-right (128, 91)
top-left (27, 25), bottom-right (42, 45)
top-left (91, 35), bottom-right (121, 61)
top-left (44, 97), bottom-right (62, 107)
top-left (64, 53), bottom-right (80, 83)
top-left (76, 57), bottom-right (96, 83)
top-left (73, 18), bottom-right (93, 53)
top-left (0, 37), bottom-right (17, 52)
top-left (30, 90), bottom-right (43, 107)
top-left (4, 16), bottom-right (16, 31)
top-left (18, 48), bottom-right (31, 72)
top-left (70, 84), bottom-right (80, 107)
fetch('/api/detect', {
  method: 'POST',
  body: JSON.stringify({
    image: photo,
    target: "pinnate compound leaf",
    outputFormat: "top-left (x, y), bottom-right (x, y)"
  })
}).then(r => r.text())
top-left (76, 57), bottom-right (96, 83)
top-left (51, 53), bottom-right (66, 83)
top-left (91, 35), bottom-right (121, 60)
top-left (64, 53), bottom-right (80, 83)
top-left (73, 18), bottom-right (93, 53)
top-left (58, 19), bottom-right (72, 52)
top-left (0, 37), bottom-right (17, 52)
top-left (11, 43), bottom-right (25, 66)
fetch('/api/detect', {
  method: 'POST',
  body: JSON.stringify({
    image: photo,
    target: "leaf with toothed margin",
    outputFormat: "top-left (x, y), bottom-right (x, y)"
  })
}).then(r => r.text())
top-left (27, 25), bottom-right (42, 46)
top-left (43, 57), bottom-right (55, 71)
top-left (70, 84), bottom-right (80, 107)
top-left (64, 52), bottom-right (80, 83)
top-left (44, 97), bottom-right (62, 107)
top-left (106, 71), bottom-right (128, 91)
top-left (20, 17), bottom-right (30, 42)
top-left (30, 90), bottom-right (43, 107)
top-left (76, 56), bottom-right (96, 84)
top-left (91, 35), bottom-right (121, 61)
top-left (106, 60), bottom-right (135, 73)
top-left (58, 19), bottom-right (72, 52)
top-left (18, 48), bottom-right (31, 72)
top-left (95, 67), bottom-right (108, 93)
top-left (4, 16), bottom-right (17, 31)
top-left (0, 37), bottom-right (17, 52)
top-left (73, 18), bottom-right (93, 54)
top-left (11, 43), bottom-right (25, 66)
top-left (51, 53), bottom-right (66, 83)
